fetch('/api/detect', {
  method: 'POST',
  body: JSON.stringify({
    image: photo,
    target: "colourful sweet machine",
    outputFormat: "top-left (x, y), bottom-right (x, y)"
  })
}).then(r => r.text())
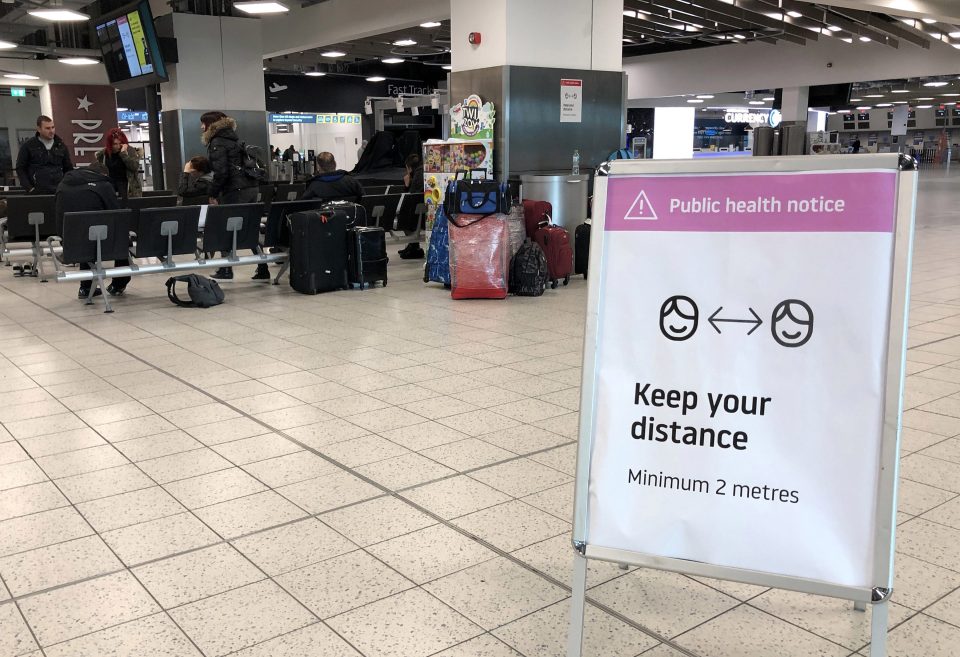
top-left (423, 95), bottom-right (495, 229)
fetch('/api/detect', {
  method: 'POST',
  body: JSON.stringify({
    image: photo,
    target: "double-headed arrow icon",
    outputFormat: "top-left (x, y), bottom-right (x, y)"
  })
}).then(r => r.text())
top-left (708, 307), bottom-right (763, 335)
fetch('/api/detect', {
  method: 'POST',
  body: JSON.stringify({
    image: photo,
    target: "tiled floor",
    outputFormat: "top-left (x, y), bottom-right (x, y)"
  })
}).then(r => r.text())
top-left (0, 167), bottom-right (959, 656)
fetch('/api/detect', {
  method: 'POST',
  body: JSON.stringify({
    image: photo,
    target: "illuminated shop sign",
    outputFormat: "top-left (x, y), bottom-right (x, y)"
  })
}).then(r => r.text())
top-left (724, 109), bottom-right (782, 128)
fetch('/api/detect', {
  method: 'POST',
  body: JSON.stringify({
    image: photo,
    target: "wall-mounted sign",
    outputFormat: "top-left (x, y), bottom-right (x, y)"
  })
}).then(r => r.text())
top-left (724, 109), bottom-right (781, 128)
top-left (268, 113), bottom-right (362, 125)
top-left (49, 84), bottom-right (118, 164)
top-left (118, 110), bottom-right (149, 122)
top-left (450, 94), bottom-right (495, 139)
top-left (561, 78), bottom-right (583, 123)
top-left (10, 87), bottom-right (25, 98)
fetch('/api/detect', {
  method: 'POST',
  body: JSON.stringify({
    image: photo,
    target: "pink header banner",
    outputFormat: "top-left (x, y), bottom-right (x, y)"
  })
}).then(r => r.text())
top-left (605, 171), bottom-right (897, 233)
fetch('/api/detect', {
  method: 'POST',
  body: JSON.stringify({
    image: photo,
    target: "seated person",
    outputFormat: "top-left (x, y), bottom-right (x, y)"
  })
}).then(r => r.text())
top-left (398, 153), bottom-right (425, 260)
top-left (54, 162), bottom-right (130, 298)
top-left (177, 155), bottom-right (215, 206)
top-left (301, 152), bottom-right (363, 203)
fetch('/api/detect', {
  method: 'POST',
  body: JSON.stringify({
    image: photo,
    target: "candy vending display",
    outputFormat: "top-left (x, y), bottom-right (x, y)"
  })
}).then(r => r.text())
top-left (422, 138), bottom-right (493, 230)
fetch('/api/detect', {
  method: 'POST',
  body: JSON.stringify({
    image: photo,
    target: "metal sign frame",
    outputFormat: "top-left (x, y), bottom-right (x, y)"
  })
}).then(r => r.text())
top-left (568, 154), bottom-right (918, 657)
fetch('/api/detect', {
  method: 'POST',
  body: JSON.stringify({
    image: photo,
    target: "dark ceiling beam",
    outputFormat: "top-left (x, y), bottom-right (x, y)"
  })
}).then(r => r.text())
top-left (627, 2), bottom-right (791, 46)
top-left (652, 0), bottom-right (814, 40)
top-left (826, 7), bottom-right (932, 48)
top-left (624, 0), bottom-right (800, 46)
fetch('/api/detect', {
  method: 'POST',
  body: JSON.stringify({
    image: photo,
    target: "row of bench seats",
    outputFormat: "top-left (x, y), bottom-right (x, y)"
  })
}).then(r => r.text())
top-left (49, 199), bottom-right (348, 312)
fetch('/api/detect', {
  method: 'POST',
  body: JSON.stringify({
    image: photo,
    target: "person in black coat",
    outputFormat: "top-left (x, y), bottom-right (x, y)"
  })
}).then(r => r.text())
top-left (397, 153), bottom-right (425, 259)
top-left (16, 115), bottom-right (73, 193)
top-left (302, 152), bottom-right (364, 203)
top-left (199, 111), bottom-right (265, 280)
top-left (54, 163), bottom-right (131, 298)
top-left (177, 155), bottom-right (215, 206)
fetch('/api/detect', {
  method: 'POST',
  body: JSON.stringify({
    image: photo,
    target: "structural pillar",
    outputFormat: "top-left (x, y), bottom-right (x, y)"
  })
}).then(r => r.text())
top-left (779, 86), bottom-right (811, 155)
top-left (449, 0), bottom-right (624, 178)
top-left (156, 13), bottom-right (269, 190)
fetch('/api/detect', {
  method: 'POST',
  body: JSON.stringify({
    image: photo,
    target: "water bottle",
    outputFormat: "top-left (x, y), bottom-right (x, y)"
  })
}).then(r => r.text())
top-left (572, 149), bottom-right (580, 175)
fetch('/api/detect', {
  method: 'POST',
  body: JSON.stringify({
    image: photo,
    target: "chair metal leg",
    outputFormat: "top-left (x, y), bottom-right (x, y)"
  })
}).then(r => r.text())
top-left (273, 260), bottom-right (289, 285)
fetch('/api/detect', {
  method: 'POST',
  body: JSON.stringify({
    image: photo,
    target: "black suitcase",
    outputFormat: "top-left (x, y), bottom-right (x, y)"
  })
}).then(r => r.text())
top-left (574, 222), bottom-right (591, 279)
top-left (321, 200), bottom-right (367, 227)
top-left (287, 210), bottom-right (350, 294)
top-left (348, 226), bottom-right (389, 289)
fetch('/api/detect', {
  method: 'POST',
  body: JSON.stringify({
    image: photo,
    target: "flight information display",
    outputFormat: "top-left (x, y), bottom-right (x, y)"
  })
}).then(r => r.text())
top-left (95, 0), bottom-right (167, 88)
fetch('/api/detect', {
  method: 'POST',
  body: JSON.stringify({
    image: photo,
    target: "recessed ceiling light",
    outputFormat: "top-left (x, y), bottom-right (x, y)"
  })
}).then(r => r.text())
top-left (0, 40), bottom-right (16, 50)
top-left (59, 57), bottom-right (98, 65)
top-left (233, 1), bottom-right (287, 12)
top-left (841, 37), bottom-right (852, 43)
top-left (687, 99), bottom-right (703, 103)
top-left (876, 103), bottom-right (892, 107)
top-left (950, 31), bottom-right (960, 38)
top-left (420, 21), bottom-right (441, 28)
top-left (922, 18), bottom-right (937, 24)
top-left (924, 81), bottom-right (949, 87)
top-left (393, 39), bottom-right (417, 47)
top-left (915, 97), bottom-right (935, 100)
top-left (892, 101), bottom-right (908, 104)
top-left (765, 11), bottom-right (784, 20)
top-left (942, 93), bottom-right (960, 97)
top-left (733, 33), bottom-right (746, 39)
top-left (859, 36), bottom-right (871, 42)
top-left (116, 107), bottom-right (129, 112)
top-left (623, 9), bottom-right (636, 17)
top-left (27, 9), bottom-right (89, 20)
top-left (696, 95), bottom-right (714, 99)
top-left (827, 25), bottom-right (842, 31)
top-left (901, 18), bottom-right (915, 26)
top-left (762, 96), bottom-right (774, 101)
top-left (442, 65), bottom-right (451, 71)
top-left (321, 51), bottom-right (345, 57)
top-left (366, 76), bottom-right (386, 82)
top-left (3, 73), bottom-right (39, 80)
top-left (304, 71), bottom-right (325, 77)
top-left (787, 10), bottom-right (802, 18)
top-left (865, 94), bottom-right (884, 98)
top-left (849, 98), bottom-right (863, 102)
top-left (857, 106), bottom-right (871, 110)
top-left (891, 89), bottom-right (910, 93)
top-left (916, 104), bottom-right (933, 108)
top-left (382, 57), bottom-right (404, 64)
top-left (954, 44), bottom-right (960, 50)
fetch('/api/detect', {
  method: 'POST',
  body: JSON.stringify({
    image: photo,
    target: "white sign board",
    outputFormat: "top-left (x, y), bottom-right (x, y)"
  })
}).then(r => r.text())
top-left (575, 155), bottom-right (914, 594)
top-left (560, 79), bottom-right (582, 123)
top-left (891, 106), bottom-right (909, 136)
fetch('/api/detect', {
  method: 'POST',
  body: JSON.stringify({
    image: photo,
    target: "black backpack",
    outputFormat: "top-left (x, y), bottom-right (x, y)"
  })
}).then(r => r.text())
top-left (240, 142), bottom-right (268, 182)
top-left (166, 274), bottom-right (225, 308)
top-left (509, 239), bottom-right (549, 296)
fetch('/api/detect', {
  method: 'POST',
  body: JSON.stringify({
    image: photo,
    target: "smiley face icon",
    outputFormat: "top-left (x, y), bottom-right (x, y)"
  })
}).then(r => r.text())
top-left (660, 296), bottom-right (699, 342)
top-left (771, 300), bottom-right (814, 348)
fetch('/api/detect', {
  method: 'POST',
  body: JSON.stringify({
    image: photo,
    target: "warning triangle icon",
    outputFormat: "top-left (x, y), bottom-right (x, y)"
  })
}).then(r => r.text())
top-left (624, 190), bottom-right (658, 221)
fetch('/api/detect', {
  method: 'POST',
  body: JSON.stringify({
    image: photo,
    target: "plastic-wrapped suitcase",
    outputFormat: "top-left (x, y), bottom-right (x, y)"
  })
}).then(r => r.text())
top-left (533, 223), bottom-right (573, 288)
top-left (575, 221), bottom-right (591, 279)
top-left (448, 213), bottom-right (509, 300)
top-left (424, 205), bottom-right (451, 286)
top-left (522, 199), bottom-right (552, 238)
top-left (287, 210), bottom-right (350, 294)
top-left (506, 206), bottom-right (526, 261)
top-left (348, 226), bottom-right (388, 289)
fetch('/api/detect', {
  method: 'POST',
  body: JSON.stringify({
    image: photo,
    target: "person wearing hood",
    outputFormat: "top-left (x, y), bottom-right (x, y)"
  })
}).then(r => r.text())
top-left (95, 128), bottom-right (142, 200)
top-left (54, 163), bottom-right (131, 298)
top-left (16, 115), bottom-right (73, 194)
top-left (200, 111), bottom-right (265, 280)
top-left (301, 152), bottom-right (364, 203)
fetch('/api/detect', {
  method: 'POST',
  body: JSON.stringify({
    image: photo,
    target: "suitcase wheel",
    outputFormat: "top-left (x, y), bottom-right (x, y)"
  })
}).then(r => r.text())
top-left (551, 279), bottom-right (559, 290)
top-left (382, 278), bottom-right (388, 287)
top-left (563, 275), bottom-right (570, 286)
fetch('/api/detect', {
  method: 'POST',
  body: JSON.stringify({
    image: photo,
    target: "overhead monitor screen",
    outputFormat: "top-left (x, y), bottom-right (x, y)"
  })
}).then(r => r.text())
top-left (94, 0), bottom-right (167, 89)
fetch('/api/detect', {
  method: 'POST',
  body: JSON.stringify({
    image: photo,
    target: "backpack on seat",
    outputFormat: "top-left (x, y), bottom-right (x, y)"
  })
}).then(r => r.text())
top-left (166, 274), bottom-right (225, 308)
top-left (240, 142), bottom-right (268, 182)
top-left (509, 239), bottom-right (549, 297)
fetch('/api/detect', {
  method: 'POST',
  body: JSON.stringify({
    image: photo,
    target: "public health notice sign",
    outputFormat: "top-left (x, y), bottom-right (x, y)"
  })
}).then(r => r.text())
top-left (585, 166), bottom-right (901, 589)
top-left (560, 79), bottom-right (582, 123)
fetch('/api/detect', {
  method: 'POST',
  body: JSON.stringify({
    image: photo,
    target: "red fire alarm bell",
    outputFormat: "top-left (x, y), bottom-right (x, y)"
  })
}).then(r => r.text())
top-left (468, 32), bottom-right (482, 45)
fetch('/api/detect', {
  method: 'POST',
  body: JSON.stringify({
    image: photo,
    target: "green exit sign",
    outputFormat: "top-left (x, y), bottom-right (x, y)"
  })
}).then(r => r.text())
top-left (10, 88), bottom-right (25, 97)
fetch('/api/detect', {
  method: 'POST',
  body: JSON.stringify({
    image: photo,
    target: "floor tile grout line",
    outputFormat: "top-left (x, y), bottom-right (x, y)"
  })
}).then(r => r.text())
top-left (0, 282), bottom-right (696, 656)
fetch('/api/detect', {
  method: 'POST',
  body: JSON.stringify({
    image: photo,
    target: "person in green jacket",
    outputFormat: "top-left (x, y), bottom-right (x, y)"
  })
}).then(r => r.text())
top-left (95, 128), bottom-right (142, 200)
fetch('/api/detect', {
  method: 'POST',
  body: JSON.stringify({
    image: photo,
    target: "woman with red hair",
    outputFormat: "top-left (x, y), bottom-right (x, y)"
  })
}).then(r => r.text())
top-left (96, 127), bottom-right (141, 199)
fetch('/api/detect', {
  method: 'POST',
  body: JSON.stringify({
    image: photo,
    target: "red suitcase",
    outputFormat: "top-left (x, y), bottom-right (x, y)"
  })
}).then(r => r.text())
top-left (533, 223), bottom-right (573, 288)
top-left (449, 213), bottom-right (509, 299)
top-left (522, 199), bottom-right (552, 238)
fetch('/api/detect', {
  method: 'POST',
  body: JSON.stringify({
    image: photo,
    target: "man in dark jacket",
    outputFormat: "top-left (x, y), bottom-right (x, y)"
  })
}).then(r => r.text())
top-left (17, 115), bottom-right (73, 193)
top-left (54, 163), bottom-right (131, 299)
top-left (200, 111), bottom-right (264, 280)
top-left (302, 152), bottom-right (364, 203)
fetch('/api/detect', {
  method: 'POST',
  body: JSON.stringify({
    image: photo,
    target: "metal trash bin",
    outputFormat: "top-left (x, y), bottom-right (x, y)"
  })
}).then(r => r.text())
top-left (520, 174), bottom-right (589, 248)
